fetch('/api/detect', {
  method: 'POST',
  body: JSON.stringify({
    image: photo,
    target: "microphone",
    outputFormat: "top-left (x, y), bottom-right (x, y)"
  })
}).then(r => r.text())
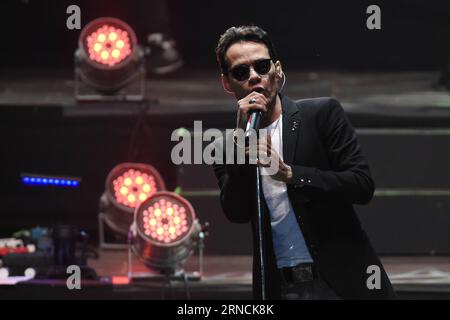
top-left (245, 111), bottom-right (262, 140)
top-left (246, 110), bottom-right (263, 131)
top-left (245, 92), bottom-right (264, 137)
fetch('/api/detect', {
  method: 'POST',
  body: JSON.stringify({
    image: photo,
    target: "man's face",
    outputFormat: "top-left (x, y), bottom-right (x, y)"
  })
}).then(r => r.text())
top-left (222, 41), bottom-right (281, 105)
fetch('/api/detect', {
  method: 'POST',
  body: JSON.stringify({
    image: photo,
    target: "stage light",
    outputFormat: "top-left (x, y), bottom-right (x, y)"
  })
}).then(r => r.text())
top-left (21, 173), bottom-right (81, 188)
top-left (75, 17), bottom-right (146, 101)
top-left (129, 191), bottom-right (201, 273)
top-left (99, 163), bottom-right (166, 249)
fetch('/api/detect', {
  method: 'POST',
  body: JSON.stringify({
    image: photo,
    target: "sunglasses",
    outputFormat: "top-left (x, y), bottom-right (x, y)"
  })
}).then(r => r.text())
top-left (229, 58), bottom-right (273, 82)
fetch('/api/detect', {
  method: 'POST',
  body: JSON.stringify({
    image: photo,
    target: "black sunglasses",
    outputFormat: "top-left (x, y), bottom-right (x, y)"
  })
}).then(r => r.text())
top-left (229, 58), bottom-right (273, 82)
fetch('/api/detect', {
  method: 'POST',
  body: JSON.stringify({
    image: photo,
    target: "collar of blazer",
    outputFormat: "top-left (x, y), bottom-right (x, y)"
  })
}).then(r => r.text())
top-left (280, 94), bottom-right (302, 165)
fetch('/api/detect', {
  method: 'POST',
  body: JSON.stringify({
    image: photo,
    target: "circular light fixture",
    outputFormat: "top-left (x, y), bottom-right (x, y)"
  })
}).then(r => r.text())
top-left (99, 163), bottom-right (166, 237)
top-left (130, 192), bottom-right (201, 273)
top-left (86, 24), bottom-right (132, 67)
top-left (75, 17), bottom-right (144, 93)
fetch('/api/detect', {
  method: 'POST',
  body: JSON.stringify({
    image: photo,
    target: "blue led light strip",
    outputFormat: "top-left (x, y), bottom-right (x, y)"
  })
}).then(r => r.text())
top-left (21, 174), bottom-right (81, 188)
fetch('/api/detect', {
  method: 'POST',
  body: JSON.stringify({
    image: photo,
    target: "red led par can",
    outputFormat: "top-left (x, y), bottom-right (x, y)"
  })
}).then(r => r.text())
top-left (100, 163), bottom-right (166, 236)
top-left (76, 17), bottom-right (144, 92)
top-left (131, 192), bottom-right (201, 272)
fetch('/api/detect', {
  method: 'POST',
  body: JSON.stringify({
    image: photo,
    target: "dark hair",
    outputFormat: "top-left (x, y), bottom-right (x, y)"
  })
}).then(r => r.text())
top-left (215, 25), bottom-right (278, 75)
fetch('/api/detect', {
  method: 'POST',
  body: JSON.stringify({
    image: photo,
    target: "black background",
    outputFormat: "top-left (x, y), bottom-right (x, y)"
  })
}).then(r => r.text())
top-left (1, 0), bottom-right (449, 71)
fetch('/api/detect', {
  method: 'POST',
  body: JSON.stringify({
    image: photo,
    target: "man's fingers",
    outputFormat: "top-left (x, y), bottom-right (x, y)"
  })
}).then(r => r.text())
top-left (239, 92), bottom-right (268, 113)
top-left (236, 92), bottom-right (269, 130)
top-left (249, 91), bottom-right (268, 104)
top-left (241, 102), bottom-right (267, 114)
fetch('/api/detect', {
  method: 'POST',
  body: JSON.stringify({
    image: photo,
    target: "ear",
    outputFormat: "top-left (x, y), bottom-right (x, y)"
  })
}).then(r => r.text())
top-left (221, 73), bottom-right (234, 94)
top-left (274, 61), bottom-right (283, 79)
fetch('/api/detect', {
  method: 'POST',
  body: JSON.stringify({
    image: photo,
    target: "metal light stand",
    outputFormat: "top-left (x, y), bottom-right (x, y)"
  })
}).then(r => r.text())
top-left (74, 66), bottom-right (146, 102)
top-left (98, 212), bottom-right (129, 250)
top-left (74, 48), bottom-right (146, 102)
top-left (127, 228), bottom-right (206, 299)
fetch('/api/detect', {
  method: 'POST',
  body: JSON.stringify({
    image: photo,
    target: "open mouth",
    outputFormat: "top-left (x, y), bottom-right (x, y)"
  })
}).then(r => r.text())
top-left (252, 87), bottom-right (265, 94)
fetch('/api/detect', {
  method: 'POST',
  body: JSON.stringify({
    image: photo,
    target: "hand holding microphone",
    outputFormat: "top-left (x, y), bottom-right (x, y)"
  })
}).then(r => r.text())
top-left (246, 99), bottom-right (262, 132)
top-left (236, 91), bottom-right (268, 131)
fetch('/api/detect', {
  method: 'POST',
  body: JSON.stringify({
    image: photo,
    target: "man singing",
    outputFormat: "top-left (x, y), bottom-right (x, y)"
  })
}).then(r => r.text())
top-left (212, 25), bottom-right (395, 299)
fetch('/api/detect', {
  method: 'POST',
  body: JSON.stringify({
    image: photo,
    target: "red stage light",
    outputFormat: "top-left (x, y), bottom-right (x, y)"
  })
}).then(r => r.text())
top-left (106, 163), bottom-right (166, 213)
top-left (141, 199), bottom-right (190, 244)
top-left (79, 18), bottom-right (137, 70)
top-left (86, 25), bottom-right (132, 66)
top-left (75, 17), bottom-right (145, 100)
top-left (99, 163), bottom-right (166, 240)
top-left (131, 192), bottom-right (201, 271)
top-left (112, 169), bottom-right (159, 209)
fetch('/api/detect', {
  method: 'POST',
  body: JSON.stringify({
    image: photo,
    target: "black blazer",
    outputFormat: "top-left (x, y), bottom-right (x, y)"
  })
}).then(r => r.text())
top-left (213, 95), bottom-right (396, 299)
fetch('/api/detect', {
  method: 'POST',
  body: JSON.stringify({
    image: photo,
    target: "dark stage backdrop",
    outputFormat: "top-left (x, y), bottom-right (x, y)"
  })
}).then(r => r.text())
top-left (1, 0), bottom-right (450, 255)
top-left (1, 0), bottom-right (449, 71)
top-left (2, 106), bottom-right (450, 255)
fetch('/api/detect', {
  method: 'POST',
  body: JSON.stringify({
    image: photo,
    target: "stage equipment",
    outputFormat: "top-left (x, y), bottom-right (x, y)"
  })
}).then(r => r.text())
top-left (99, 163), bottom-right (165, 249)
top-left (127, 192), bottom-right (206, 297)
top-left (74, 17), bottom-right (146, 101)
top-left (21, 173), bottom-right (81, 188)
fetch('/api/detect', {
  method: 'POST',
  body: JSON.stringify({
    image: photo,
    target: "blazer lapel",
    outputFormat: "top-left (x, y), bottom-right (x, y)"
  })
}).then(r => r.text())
top-left (281, 94), bottom-right (301, 165)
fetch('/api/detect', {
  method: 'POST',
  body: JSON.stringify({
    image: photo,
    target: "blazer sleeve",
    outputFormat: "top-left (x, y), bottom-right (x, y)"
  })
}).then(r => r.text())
top-left (212, 133), bottom-right (254, 223)
top-left (290, 98), bottom-right (375, 205)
